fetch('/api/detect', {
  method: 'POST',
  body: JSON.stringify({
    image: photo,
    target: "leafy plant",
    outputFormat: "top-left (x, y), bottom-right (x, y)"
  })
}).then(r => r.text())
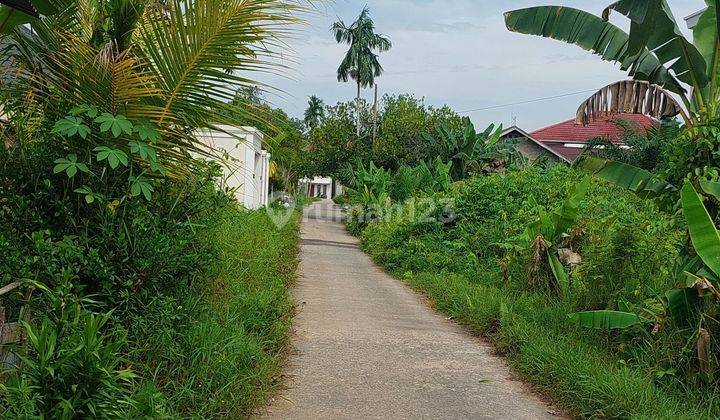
top-left (507, 177), bottom-right (591, 294)
top-left (424, 117), bottom-right (511, 181)
top-left (53, 154), bottom-right (89, 178)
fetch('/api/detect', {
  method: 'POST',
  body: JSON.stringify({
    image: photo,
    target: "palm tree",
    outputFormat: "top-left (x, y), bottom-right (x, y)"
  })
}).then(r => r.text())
top-left (304, 95), bottom-right (325, 130)
top-left (332, 7), bottom-right (391, 136)
top-left (0, 0), bottom-right (303, 175)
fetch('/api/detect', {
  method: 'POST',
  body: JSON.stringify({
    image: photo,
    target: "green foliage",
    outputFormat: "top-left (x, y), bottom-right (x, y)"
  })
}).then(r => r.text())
top-left (567, 310), bottom-right (645, 330)
top-left (2, 284), bottom-right (135, 419)
top-left (425, 117), bottom-right (519, 181)
top-left (358, 165), bottom-right (715, 416)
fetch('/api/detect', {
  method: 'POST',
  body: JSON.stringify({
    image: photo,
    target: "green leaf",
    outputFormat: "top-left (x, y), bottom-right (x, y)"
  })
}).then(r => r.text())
top-left (700, 179), bottom-right (720, 199)
top-left (693, 1), bottom-right (720, 85)
top-left (93, 146), bottom-right (129, 169)
top-left (69, 105), bottom-right (99, 118)
top-left (580, 157), bottom-right (675, 197)
top-left (133, 123), bottom-right (160, 142)
top-left (567, 310), bottom-right (643, 330)
top-left (52, 116), bottom-right (91, 139)
top-left (548, 252), bottom-right (569, 296)
top-left (551, 176), bottom-right (590, 236)
top-left (504, 6), bottom-right (683, 94)
top-left (129, 141), bottom-right (157, 161)
top-left (129, 176), bottom-right (154, 201)
top-left (681, 182), bottom-right (720, 278)
top-left (94, 113), bottom-right (133, 138)
top-left (149, 161), bottom-right (166, 174)
top-left (52, 154), bottom-right (89, 178)
top-left (606, 0), bottom-right (709, 90)
top-left (0, 6), bottom-right (35, 35)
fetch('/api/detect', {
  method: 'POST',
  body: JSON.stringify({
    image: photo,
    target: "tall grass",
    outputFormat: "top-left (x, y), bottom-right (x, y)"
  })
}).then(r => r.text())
top-left (359, 166), bottom-right (718, 418)
top-left (128, 206), bottom-right (300, 418)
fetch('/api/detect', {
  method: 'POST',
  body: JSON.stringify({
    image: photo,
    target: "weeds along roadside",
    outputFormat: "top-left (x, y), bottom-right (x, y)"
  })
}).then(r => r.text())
top-left (354, 166), bottom-right (717, 418)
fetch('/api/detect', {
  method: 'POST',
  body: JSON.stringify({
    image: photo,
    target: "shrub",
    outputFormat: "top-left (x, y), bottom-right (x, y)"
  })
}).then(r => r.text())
top-left (358, 165), bottom-right (713, 416)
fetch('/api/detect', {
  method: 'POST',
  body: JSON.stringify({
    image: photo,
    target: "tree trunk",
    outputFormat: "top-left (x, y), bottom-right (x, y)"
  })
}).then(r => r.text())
top-left (372, 83), bottom-right (378, 147)
top-left (331, 178), bottom-right (336, 198)
top-left (356, 80), bottom-right (361, 136)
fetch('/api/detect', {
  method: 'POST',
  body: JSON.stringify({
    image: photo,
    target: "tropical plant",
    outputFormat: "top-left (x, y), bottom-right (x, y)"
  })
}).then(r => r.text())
top-left (505, 1), bottom-right (719, 128)
top-left (0, 0), bottom-right (302, 175)
top-left (502, 177), bottom-right (590, 295)
top-left (332, 7), bottom-right (392, 136)
top-left (304, 95), bottom-right (325, 130)
top-left (424, 117), bottom-right (515, 181)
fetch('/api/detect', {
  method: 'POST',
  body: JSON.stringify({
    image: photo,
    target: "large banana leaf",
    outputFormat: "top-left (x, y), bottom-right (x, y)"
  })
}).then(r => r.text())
top-left (579, 156), bottom-right (675, 197)
top-left (681, 182), bottom-right (720, 278)
top-left (694, 0), bottom-right (720, 91)
top-left (567, 310), bottom-right (643, 330)
top-left (551, 176), bottom-right (590, 236)
top-left (605, 0), bottom-right (708, 92)
top-left (548, 252), bottom-right (569, 296)
top-left (504, 6), bottom-right (682, 94)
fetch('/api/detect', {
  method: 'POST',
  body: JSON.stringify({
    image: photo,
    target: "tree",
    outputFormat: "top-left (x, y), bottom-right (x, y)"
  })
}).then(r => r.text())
top-left (332, 7), bottom-right (392, 136)
top-left (303, 101), bottom-right (371, 181)
top-left (372, 94), bottom-right (462, 169)
top-left (504, 1), bottom-right (719, 129)
top-left (504, 1), bottom-right (720, 201)
top-left (304, 95), bottom-right (325, 130)
top-left (0, 0), bottom-right (303, 176)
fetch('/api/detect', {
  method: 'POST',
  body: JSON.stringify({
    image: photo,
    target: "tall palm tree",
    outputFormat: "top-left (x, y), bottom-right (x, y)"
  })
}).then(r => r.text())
top-left (304, 95), bottom-right (325, 130)
top-left (332, 7), bottom-right (391, 136)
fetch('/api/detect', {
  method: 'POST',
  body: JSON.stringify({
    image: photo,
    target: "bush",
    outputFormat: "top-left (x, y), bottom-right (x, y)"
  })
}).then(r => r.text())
top-left (359, 165), bottom-right (716, 417)
top-left (1, 135), bottom-right (300, 417)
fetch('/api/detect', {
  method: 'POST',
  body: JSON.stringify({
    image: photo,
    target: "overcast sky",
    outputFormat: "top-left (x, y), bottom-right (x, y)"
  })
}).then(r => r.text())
top-left (257, 0), bottom-right (702, 131)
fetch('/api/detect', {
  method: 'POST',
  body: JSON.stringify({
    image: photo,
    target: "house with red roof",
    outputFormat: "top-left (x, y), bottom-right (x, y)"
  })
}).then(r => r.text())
top-left (501, 113), bottom-right (657, 163)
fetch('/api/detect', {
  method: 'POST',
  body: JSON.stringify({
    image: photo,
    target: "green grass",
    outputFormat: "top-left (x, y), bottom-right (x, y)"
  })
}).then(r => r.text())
top-left (129, 206), bottom-right (300, 418)
top-left (357, 166), bottom-right (720, 419)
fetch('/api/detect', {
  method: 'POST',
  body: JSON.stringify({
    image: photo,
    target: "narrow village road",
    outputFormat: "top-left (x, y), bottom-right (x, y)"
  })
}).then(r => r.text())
top-left (260, 200), bottom-right (561, 420)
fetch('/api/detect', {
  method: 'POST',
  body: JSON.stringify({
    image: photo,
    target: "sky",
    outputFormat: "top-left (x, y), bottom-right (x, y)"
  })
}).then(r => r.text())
top-left (257, 0), bottom-right (703, 132)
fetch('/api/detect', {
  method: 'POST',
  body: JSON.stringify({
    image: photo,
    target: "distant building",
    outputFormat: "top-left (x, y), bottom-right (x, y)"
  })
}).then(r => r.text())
top-left (503, 114), bottom-right (657, 164)
top-left (300, 177), bottom-right (343, 199)
top-left (197, 126), bottom-right (271, 209)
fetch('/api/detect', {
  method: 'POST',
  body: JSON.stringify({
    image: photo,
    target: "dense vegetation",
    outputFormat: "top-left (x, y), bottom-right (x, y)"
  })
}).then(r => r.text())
top-left (0, 0), bottom-right (304, 417)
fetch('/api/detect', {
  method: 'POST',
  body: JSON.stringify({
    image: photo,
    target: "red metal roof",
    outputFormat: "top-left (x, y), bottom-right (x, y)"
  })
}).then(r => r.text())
top-left (529, 113), bottom-right (657, 162)
top-left (531, 114), bottom-right (655, 142)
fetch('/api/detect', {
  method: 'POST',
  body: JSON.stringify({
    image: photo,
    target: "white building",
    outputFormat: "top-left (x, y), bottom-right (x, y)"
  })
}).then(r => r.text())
top-left (299, 177), bottom-right (343, 199)
top-left (197, 125), bottom-right (270, 209)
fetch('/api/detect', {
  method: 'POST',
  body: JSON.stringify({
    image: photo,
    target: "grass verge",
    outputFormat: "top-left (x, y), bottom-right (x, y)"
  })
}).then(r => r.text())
top-left (130, 206), bottom-right (300, 418)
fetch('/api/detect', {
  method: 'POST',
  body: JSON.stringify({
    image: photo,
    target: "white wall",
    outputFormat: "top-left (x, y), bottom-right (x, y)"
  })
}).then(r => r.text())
top-left (196, 125), bottom-right (270, 209)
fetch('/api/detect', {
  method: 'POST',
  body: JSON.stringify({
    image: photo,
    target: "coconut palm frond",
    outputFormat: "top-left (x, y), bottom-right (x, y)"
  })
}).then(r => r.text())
top-left (135, 0), bottom-right (302, 129)
top-left (575, 80), bottom-right (687, 125)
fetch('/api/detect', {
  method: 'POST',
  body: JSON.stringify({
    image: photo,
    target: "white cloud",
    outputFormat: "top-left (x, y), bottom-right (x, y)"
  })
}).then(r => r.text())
top-left (254, 0), bottom-right (704, 131)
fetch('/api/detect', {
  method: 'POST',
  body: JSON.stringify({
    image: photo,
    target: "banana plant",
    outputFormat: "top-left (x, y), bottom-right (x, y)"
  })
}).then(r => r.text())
top-left (509, 177), bottom-right (591, 295)
top-left (505, 0), bottom-right (720, 128)
top-left (423, 117), bottom-right (506, 181)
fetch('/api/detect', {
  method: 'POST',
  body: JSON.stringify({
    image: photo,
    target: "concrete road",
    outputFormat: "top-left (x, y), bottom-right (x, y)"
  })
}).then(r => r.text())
top-left (260, 200), bottom-right (561, 420)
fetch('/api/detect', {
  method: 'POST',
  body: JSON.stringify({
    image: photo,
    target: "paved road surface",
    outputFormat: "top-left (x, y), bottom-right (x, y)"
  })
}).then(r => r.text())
top-left (260, 200), bottom-right (561, 419)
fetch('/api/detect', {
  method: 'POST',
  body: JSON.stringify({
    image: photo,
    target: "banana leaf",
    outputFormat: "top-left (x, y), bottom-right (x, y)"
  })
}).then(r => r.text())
top-left (693, 0), bottom-right (720, 86)
top-left (504, 6), bottom-right (682, 94)
top-left (580, 157), bottom-right (675, 198)
top-left (700, 179), bottom-right (720, 199)
top-left (605, 0), bottom-right (708, 90)
top-left (681, 182), bottom-right (720, 278)
top-left (567, 310), bottom-right (644, 330)
top-left (548, 252), bottom-right (569, 296)
top-left (551, 176), bottom-right (590, 236)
